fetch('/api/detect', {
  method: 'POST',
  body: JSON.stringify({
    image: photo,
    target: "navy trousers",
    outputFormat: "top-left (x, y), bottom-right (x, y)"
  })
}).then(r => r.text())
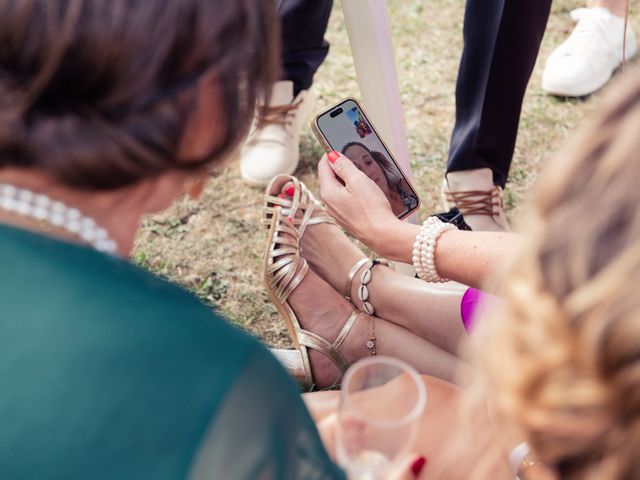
top-left (277, 0), bottom-right (334, 96)
top-left (448, 0), bottom-right (552, 186)
top-left (278, 0), bottom-right (552, 186)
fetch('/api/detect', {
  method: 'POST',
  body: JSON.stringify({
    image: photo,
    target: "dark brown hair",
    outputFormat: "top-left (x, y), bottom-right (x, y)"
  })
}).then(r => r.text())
top-left (341, 141), bottom-right (397, 186)
top-left (0, 0), bottom-right (280, 189)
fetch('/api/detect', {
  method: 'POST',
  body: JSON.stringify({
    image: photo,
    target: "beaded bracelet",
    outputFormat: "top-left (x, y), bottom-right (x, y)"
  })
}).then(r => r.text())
top-left (412, 216), bottom-right (458, 283)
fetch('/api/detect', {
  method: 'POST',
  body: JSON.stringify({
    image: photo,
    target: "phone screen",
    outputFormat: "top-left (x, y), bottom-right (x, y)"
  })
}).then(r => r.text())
top-left (316, 99), bottom-right (419, 218)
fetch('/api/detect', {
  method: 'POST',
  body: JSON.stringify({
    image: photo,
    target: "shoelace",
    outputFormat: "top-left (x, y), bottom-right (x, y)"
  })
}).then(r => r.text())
top-left (259, 99), bottom-right (303, 126)
top-left (445, 188), bottom-right (502, 216)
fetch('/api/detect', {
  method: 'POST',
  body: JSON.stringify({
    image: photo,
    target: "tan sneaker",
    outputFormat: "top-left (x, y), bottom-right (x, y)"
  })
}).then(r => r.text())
top-left (240, 80), bottom-right (317, 187)
top-left (441, 168), bottom-right (510, 231)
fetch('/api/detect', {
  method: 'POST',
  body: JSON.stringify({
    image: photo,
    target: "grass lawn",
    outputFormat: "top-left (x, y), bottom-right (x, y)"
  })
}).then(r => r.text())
top-left (133, 0), bottom-right (636, 347)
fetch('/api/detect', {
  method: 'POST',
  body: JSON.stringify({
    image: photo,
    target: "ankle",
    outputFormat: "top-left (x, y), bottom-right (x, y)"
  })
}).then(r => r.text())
top-left (340, 313), bottom-right (376, 364)
top-left (348, 260), bottom-right (395, 317)
top-left (300, 223), bottom-right (364, 296)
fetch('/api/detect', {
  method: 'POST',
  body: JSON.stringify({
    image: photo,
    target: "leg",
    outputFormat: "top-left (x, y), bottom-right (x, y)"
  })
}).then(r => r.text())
top-left (352, 266), bottom-right (467, 355)
top-left (443, 0), bottom-right (551, 231)
top-left (287, 268), bottom-right (464, 386)
top-left (277, 0), bottom-right (333, 95)
top-left (304, 225), bottom-right (466, 354)
top-left (302, 219), bottom-right (467, 354)
top-left (302, 225), bottom-right (466, 354)
top-left (448, 0), bottom-right (552, 186)
top-left (280, 180), bottom-right (468, 355)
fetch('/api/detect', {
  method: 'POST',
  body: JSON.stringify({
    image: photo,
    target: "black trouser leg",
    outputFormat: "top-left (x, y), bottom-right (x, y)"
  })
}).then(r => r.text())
top-left (447, 0), bottom-right (552, 187)
top-left (277, 0), bottom-right (334, 96)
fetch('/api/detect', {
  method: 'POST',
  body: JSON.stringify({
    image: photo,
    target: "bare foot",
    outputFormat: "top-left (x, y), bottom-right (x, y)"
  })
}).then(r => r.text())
top-left (266, 184), bottom-right (373, 389)
top-left (287, 268), bottom-right (372, 389)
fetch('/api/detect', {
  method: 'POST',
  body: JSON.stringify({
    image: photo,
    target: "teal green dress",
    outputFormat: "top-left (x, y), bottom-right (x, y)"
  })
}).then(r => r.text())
top-left (0, 224), bottom-right (345, 480)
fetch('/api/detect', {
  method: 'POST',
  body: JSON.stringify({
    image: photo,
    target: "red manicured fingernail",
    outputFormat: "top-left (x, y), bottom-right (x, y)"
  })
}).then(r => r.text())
top-left (328, 150), bottom-right (340, 163)
top-left (277, 194), bottom-right (285, 199)
top-left (411, 456), bottom-right (427, 477)
top-left (284, 185), bottom-right (295, 197)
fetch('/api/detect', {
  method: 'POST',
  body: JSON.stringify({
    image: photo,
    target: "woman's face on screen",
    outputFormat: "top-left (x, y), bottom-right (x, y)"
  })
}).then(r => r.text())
top-left (343, 145), bottom-right (389, 194)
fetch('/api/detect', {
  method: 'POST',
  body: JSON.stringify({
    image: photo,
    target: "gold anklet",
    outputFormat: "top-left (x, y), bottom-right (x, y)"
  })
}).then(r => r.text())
top-left (366, 316), bottom-right (377, 356)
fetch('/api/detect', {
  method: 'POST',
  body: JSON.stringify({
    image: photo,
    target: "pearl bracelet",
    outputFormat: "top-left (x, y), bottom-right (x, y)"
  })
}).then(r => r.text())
top-left (412, 216), bottom-right (457, 283)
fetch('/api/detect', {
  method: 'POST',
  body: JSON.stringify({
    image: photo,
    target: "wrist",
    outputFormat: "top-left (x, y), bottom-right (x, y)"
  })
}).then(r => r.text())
top-left (413, 217), bottom-right (458, 283)
top-left (369, 219), bottom-right (420, 262)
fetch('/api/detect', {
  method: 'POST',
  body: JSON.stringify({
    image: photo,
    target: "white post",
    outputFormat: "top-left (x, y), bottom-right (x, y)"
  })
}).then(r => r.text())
top-left (342, 0), bottom-right (417, 275)
top-left (341, 0), bottom-right (412, 181)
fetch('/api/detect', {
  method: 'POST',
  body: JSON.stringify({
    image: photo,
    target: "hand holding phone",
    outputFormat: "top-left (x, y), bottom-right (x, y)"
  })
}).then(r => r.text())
top-left (318, 151), bottom-right (402, 249)
top-left (311, 98), bottom-right (419, 219)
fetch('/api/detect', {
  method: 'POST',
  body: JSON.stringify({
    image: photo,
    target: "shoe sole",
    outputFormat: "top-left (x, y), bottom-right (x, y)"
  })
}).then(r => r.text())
top-left (542, 68), bottom-right (614, 97)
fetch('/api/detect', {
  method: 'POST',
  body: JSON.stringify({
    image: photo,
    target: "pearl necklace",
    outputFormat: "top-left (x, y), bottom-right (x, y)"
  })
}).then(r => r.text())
top-left (0, 183), bottom-right (118, 254)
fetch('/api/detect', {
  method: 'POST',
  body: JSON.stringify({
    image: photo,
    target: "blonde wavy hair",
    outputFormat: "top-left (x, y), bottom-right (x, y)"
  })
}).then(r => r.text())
top-left (469, 69), bottom-right (640, 480)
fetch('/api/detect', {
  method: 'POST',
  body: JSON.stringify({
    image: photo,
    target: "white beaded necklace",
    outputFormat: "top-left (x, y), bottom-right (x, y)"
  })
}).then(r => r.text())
top-left (0, 183), bottom-right (118, 254)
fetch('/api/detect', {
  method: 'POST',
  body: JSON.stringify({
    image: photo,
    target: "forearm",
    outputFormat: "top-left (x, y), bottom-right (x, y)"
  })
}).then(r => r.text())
top-left (372, 220), bottom-right (523, 291)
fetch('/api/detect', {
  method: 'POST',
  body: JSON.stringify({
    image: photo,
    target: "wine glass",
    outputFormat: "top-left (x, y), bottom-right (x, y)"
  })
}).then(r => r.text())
top-left (336, 356), bottom-right (427, 480)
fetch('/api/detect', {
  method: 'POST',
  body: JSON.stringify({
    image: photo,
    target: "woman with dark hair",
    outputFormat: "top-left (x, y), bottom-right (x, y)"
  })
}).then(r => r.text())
top-left (0, 1), bottom-right (345, 478)
top-left (341, 142), bottom-right (417, 216)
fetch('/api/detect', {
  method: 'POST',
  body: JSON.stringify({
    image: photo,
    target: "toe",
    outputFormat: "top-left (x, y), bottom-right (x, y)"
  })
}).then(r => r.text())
top-left (281, 181), bottom-right (296, 198)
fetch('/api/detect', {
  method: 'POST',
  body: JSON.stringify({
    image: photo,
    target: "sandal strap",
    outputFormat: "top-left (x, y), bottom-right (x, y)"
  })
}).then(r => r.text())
top-left (263, 176), bottom-right (335, 237)
top-left (296, 310), bottom-right (360, 375)
top-left (344, 258), bottom-right (370, 302)
top-left (263, 176), bottom-right (336, 305)
top-left (307, 213), bottom-right (335, 226)
top-left (265, 212), bottom-right (309, 303)
top-left (333, 310), bottom-right (360, 351)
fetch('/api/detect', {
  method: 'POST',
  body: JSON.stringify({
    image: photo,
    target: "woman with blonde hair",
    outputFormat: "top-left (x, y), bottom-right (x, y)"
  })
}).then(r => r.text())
top-left (469, 67), bottom-right (640, 479)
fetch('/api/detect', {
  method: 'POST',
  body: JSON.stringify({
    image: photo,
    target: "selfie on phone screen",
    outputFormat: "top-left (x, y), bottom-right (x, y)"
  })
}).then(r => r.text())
top-left (316, 100), bottom-right (419, 218)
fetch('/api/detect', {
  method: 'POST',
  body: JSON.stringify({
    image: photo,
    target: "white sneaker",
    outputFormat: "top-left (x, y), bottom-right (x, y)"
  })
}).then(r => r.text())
top-left (240, 80), bottom-right (317, 186)
top-left (441, 168), bottom-right (511, 232)
top-left (542, 7), bottom-right (637, 97)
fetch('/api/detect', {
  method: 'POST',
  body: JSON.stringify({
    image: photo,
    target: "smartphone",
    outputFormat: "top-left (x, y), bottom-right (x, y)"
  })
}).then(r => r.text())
top-left (312, 98), bottom-right (420, 219)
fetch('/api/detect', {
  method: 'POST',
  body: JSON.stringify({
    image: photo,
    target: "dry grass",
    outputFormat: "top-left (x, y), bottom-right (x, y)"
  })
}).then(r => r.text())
top-left (133, 0), bottom-right (637, 347)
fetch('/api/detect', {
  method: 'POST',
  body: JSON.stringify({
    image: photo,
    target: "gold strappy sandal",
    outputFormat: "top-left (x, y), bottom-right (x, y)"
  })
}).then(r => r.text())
top-left (263, 175), bottom-right (361, 390)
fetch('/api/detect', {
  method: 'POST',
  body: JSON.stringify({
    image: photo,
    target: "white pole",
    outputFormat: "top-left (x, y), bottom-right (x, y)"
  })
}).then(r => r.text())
top-left (341, 0), bottom-right (413, 181)
top-left (342, 0), bottom-right (417, 275)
